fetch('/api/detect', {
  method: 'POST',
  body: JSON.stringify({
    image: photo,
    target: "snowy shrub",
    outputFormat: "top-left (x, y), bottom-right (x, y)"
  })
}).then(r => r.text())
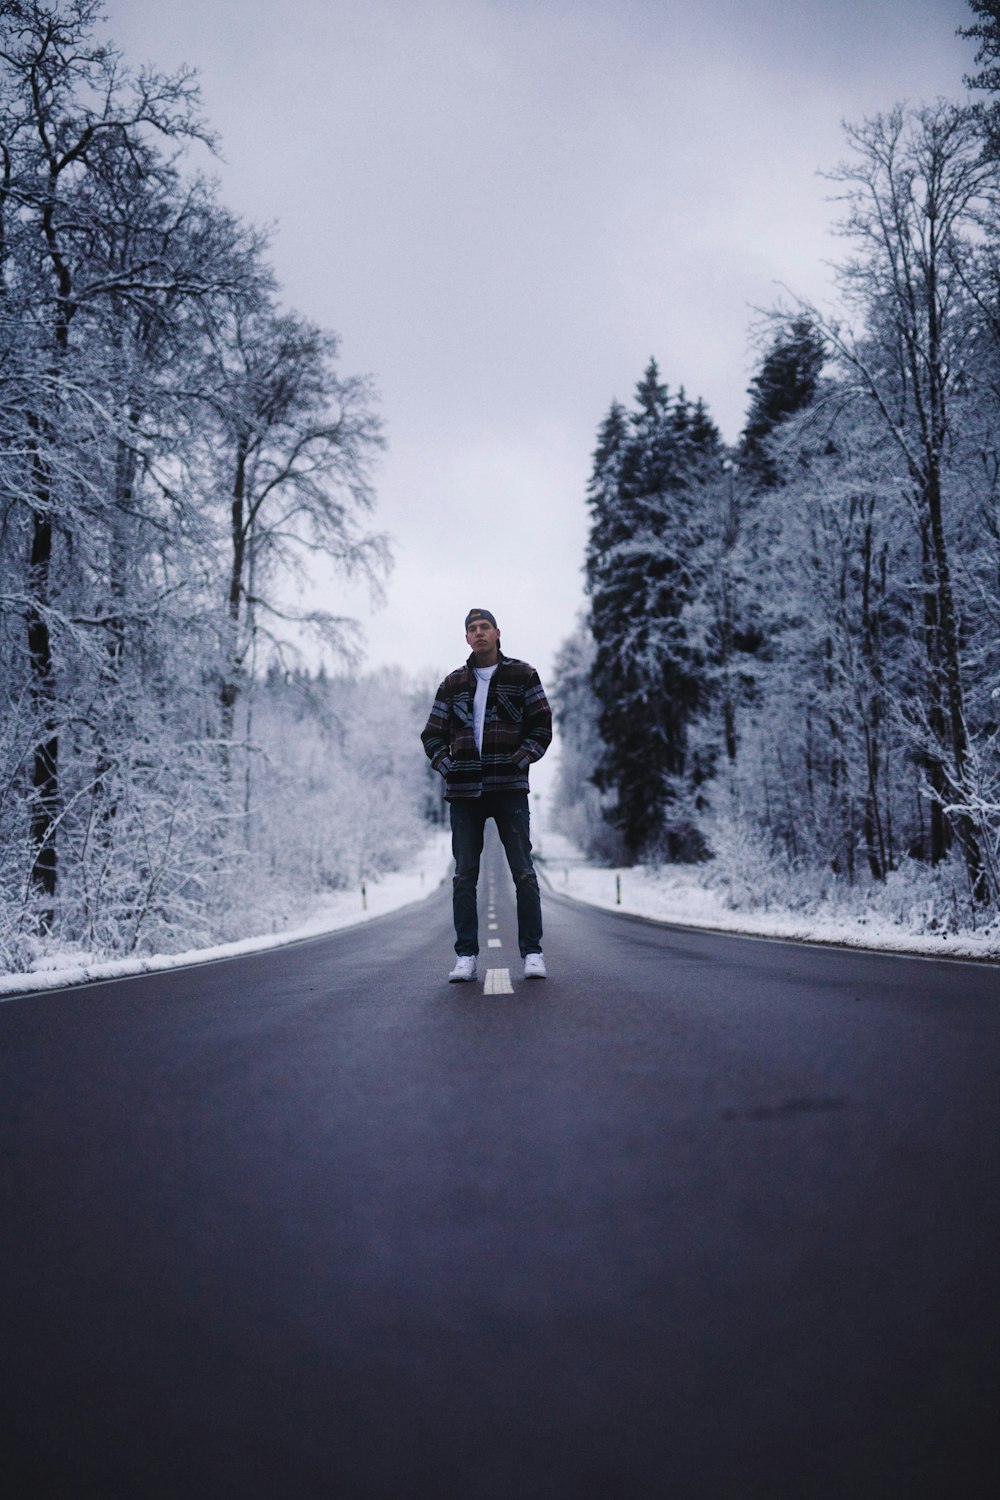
top-left (701, 807), bottom-right (804, 912)
top-left (0, 662), bottom-right (437, 970)
top-left (700, 799), bottom-right (998, 940)
top-left (233, 666), bottom-right (432, 929)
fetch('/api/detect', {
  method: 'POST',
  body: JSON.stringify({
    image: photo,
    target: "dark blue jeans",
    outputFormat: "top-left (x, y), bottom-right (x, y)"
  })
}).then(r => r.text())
top-left (450, 793), bottom-right (543, 958)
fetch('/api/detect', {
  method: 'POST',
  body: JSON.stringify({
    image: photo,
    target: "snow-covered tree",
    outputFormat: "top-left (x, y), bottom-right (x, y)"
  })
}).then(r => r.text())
top-left (789, 102), bottom-right (1000, 894)
top-left (0, 2), bottom-right (394, 961)
top-left (961, 0), bottom-right (1000, 146)
top-left (585, 360), bottom-right (724, 860)
top-left (191, 283), bottom-right (388, 755)
top-left (738, 316), bottom-right (826, 488)
top-left (0, 0), bottom-right (213, 920)
top-left (548, 618), bottom-right (624, 863)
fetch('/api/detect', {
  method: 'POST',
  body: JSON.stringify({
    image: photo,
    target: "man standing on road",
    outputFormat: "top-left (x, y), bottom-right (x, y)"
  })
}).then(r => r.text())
top-left (421, 609), bottom-right (552, 983)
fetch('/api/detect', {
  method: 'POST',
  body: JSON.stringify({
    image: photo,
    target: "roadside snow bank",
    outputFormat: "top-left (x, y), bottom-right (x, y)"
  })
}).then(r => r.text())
top-left (0, 832), bottom-right (453, 1000)
top-left (535, 830), bottom-right (1000, 963)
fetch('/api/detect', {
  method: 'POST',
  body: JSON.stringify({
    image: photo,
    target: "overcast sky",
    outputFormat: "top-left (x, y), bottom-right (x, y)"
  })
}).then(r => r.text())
top-left (105, 0), bottom-right (975, 687)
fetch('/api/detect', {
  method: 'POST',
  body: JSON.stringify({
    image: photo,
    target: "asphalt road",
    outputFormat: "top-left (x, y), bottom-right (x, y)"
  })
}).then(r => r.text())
top-left (3, 829), bottom-right (999, 1499)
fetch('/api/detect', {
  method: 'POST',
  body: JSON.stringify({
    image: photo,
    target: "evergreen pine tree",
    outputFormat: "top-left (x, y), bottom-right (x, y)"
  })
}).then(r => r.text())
top-left (584, 401), bottom-right (629, 571)
top-left (961, 0), bottom-right (1000, 76)
top-left (585, 360), bottom-right (723, 860)
top-left (738, 316), bottom-right (825, 487)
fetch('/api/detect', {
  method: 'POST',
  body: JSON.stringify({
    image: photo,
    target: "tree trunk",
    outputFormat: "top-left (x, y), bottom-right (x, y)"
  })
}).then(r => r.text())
top-left (27, 503), bottom-right (58, 925)
top-left (220, 437), bottom-right (249, 755)
top-left (924, 468), bottom-right (986, 898)
top-left (860, 511), bottom-right (887, 881)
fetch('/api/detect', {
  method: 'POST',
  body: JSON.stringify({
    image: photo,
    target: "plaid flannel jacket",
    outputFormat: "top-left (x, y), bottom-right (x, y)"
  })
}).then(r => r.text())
top-left (421, 651), bottom-right (553, 800)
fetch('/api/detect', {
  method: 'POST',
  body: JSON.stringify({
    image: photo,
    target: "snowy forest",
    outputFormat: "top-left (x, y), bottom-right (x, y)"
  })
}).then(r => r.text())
top-left (552, 6), bottom-right (1000, 933)
top-left (0, 1), bottom-right (441, 971)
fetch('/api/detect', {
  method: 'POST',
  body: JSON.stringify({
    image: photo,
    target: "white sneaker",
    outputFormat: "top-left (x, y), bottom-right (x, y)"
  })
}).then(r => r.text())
top-left (523, 952), bottom-right (547, 979)
top-left (448, 955), bottom-right (478, 982)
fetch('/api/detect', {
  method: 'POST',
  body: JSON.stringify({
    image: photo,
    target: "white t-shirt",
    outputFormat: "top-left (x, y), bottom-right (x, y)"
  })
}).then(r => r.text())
top-left (473, 664), bottom-right (498, 753)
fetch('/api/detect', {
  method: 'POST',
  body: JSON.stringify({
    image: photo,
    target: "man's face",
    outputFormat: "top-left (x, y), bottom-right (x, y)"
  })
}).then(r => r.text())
top-left (466, 618), bottom-right (500, 659)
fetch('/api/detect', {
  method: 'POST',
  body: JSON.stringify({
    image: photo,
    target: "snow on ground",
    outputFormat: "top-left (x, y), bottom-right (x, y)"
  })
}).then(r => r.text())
top-left (5, 820), bottom-right (1000, 1001)
top-left (534, 829), bottom-right (1000, 965)
top-left (0, 832), bottom-right (454, 1001)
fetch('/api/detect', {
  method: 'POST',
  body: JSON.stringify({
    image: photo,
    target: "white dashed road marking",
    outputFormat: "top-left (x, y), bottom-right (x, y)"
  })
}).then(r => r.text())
top-left (484, 967), bottom-right (513, 995)
top-left (488, 938), bottom-right (502, 948)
